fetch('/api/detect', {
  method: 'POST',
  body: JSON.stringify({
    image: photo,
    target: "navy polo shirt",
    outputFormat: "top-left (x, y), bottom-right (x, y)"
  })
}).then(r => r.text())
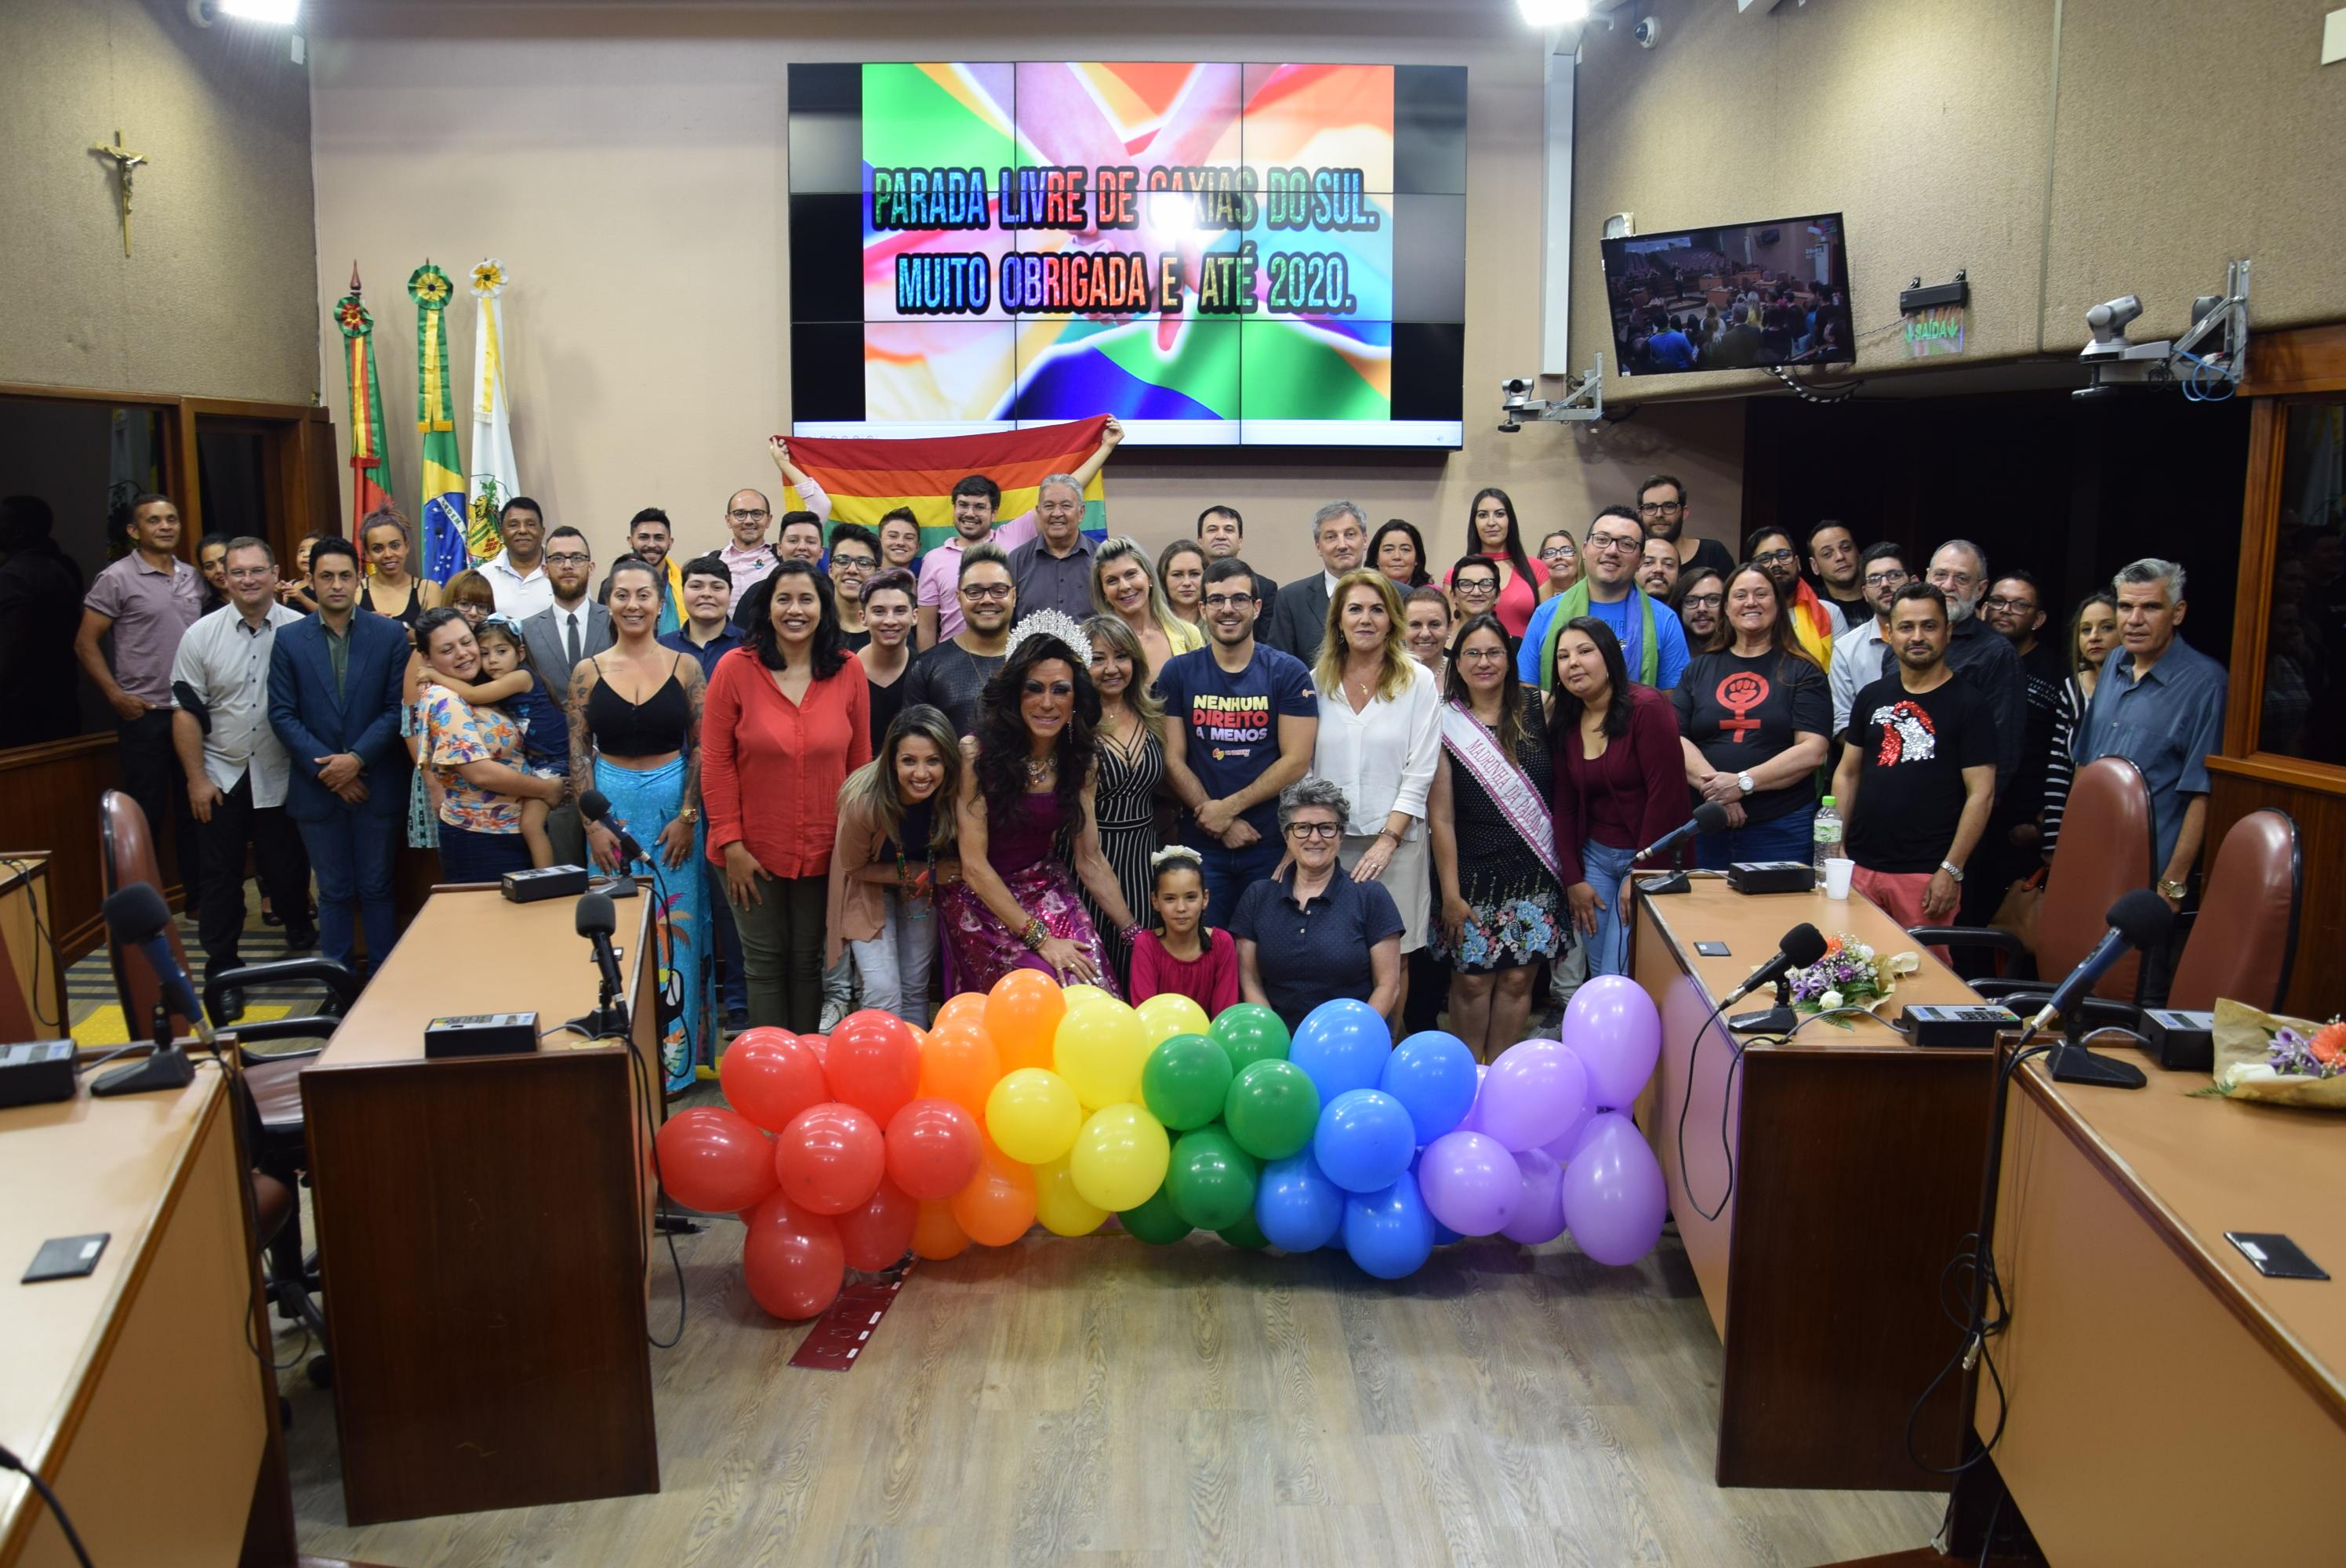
top-left (659, 623), bottom-right (746, 684)
top-left (1229, 867), bottom-right (1404, 1034)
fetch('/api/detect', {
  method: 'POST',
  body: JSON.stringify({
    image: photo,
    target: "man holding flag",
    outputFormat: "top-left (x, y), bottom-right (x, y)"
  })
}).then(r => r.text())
top-left (910, 416), bottom-right (1122, 646)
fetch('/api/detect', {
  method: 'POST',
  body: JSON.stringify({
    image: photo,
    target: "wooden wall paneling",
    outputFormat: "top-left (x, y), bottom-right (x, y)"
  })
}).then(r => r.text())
top-left (2237, 322), bottom-right (2346, 399)
top-left (0, 737), bottom-right (129, 962)
top-left (2224, 397), bottom-right (2284, 756)
top-left (2206, 757), bottom-right (2344, 1023)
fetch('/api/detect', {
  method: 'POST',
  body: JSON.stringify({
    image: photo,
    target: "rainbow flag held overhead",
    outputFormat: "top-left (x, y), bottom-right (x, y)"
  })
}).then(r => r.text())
top-left (332, 265), bottom-right (394, 528)
top-left (781, 417), bottom-right (1108, 551)
top-left (409, 261), bottom-right (469, 583)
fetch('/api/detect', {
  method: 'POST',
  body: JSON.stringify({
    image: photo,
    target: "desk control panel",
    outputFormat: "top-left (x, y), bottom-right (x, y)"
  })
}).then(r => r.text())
top-left (1904, 1004), bottom-right (2019, 1050)
top-left (423, 1011), bottom-right (541, 1059)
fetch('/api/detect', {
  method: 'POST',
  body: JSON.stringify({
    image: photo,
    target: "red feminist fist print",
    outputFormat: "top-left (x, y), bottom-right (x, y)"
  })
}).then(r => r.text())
top-left (1716, 670), bottom-right (1770, 744)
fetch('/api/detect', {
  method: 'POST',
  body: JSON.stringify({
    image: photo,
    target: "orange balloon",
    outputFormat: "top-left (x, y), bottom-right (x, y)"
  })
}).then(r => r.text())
top-left (912, 1199), bottom-right (970, 1261)
top-left (917, 1022), bottom-right (1004, 1121)
top-left (950, 1141), bottom-right (1039, 1247)
top-left (933, 992), bottom-right (990, 1034)
top-left (986, 970), bottom-right (1066, 1074)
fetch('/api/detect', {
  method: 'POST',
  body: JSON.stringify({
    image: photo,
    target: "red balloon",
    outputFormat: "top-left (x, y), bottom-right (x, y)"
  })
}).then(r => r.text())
top-left (884, 1096), bottom-right (983, 1201)
top-left (833, 1178), bottom-right (918, 1272)
top-left (774, 1102), bottom-right (887, 1215)
top-left (824, 1010), bottom-right (922, 1123)
top-left (720, 1029), bottom-right (829, 1134)
top-left (742, 1192), bottom-right (844, 1320)
top-left (653, 1106), bottom-right (777, 1214)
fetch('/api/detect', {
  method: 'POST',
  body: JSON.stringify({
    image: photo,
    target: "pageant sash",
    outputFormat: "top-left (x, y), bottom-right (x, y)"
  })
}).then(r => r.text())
top-left (1440, 701), bottom-right (1561, 883)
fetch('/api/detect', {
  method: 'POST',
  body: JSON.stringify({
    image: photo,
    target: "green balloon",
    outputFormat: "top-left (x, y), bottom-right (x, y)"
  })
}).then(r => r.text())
top-left (1165, 1126), bottom-right (1260, 1232)
top-left (1223, 1058), bottom-right (1321, 1161)
top-left (1217, 1211), bottom-right (1270, 1250)
top-left (1209, 1003), bottom-right (1291, 1072)
top-left (1120, 1185), bottom-right (1192, 1246)
top-left (1141, 1033), bottom-right (1234, 1131)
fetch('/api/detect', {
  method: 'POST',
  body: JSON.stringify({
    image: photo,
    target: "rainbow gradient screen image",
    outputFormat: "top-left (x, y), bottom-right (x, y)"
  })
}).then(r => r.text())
top-left (787, 62), bottom-right (1467, 447)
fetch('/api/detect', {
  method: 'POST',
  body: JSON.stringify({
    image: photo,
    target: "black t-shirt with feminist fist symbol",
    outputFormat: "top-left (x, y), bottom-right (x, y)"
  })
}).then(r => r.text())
top-left (1672, 648), bottom-right (1832, 822)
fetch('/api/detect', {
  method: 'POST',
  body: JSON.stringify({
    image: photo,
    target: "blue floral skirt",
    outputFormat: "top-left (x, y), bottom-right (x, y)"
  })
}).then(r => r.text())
top-left (1428, 864), bottom-right (1567, 975)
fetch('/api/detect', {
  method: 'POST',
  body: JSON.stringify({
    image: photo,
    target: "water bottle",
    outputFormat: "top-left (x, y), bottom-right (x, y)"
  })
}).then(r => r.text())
top-left (1813, 796), bottom-right (1845, 879)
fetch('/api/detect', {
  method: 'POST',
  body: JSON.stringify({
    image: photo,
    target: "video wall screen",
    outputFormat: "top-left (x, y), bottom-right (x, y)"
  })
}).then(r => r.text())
top-left (1600, 212), bottom-right (1854, 376)
top-left (788, 61), bottom-right (1466, 448)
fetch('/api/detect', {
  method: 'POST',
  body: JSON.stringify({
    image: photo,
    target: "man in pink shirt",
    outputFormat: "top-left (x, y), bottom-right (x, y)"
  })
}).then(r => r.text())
top-left (915, 416), bottom-right (1124, 647)
top-left (718, 438), bottom-right (837, 616)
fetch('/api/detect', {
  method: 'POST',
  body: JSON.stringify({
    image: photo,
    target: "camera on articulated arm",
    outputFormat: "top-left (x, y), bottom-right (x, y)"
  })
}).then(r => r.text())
top-left (1498, 357), bottom-right (1607, 432)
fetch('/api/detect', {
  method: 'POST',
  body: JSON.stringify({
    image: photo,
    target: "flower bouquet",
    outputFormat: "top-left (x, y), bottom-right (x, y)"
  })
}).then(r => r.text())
top-left (1785, 933), bottom-right (1920, 1028)
top-left (2204, 999), bottom-right (2346, 1109)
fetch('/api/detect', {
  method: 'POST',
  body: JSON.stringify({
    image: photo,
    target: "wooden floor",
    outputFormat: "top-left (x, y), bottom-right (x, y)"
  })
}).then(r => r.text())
top-left (281, 1220), bottom-right (1942, 1567)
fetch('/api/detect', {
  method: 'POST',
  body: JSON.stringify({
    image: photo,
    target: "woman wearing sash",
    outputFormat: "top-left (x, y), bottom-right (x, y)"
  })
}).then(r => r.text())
top-left (1550, 617), bottom-right (1689, 979)
top-left (1428, 612), bottom-right (1567, 1062)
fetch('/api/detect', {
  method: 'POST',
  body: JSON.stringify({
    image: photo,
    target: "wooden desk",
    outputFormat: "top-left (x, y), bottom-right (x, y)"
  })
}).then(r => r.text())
top-left (2, 1065), bottom-right (295, 1566)
top-left (1634, 874), bottom-right (1994, 1490)
top-left (0, 855), bottom-right (65, 1044)
top-left (300, 885), bottom-right (663, 1526)
top-left (1977, 1051), bottom-right (2344, 1563)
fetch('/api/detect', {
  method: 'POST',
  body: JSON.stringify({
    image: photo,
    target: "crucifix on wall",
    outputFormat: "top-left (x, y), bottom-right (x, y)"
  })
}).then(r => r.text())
top-left (89, 129), bottom-right (147, 256)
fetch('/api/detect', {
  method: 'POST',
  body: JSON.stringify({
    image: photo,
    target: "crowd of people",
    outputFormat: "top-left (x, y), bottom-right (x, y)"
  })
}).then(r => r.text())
top-left (78, 428), bottom-right (2230, 1089)
top-left (1607, 246), bottom-right (1854, 375)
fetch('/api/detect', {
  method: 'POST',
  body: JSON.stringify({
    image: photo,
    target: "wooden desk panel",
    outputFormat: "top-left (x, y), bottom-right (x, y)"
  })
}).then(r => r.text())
top-left (0, 854), bottom-right (64, 1044)
top-left (1, 1068), bottom-right (285, 1567)
top-left (1636, 875), bottom-right (1993, 1490)
top-left (1979, 1057), bottom-right (2344, 1563)
top-left (302, 886), bottom-right (662, 1526)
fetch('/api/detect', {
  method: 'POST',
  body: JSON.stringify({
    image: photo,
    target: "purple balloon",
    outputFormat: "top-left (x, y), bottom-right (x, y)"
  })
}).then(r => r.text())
top-left (1502, 1148), bottom-right (1567, 1244)
top-left (1476, 1039), bottom-right (1590, 1153)
top-left (1557, 1112), bottom-right (1667, 1265)
top-left (1415, 1131), bottom-right (1521, 1236)
top-left (1538, 1100), bottom-right (1598, 1163)
top-left (1456, 1063), bottom-right (1490, 1134)
top-left (1563, 975), bottom-right (1662, 1110)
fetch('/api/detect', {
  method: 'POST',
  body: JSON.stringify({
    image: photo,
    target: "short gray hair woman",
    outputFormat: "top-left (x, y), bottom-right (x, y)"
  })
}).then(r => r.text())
top-left (1228, 775), bottom-right (1404, 1036)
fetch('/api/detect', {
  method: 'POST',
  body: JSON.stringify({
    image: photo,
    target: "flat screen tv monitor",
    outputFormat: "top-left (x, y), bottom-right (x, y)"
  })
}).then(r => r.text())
top-left (786, 61), bottom-right (1467, 448)
top-left (1600, 213), bottom-right (1853, 376)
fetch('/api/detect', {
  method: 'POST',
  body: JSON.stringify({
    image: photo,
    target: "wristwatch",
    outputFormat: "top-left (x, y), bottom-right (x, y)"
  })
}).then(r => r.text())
top-left (676, 804), bottom-right (699, 826)
top-left (1735, 771), bottom-right (1755, 795)
top-left (1939, 859), bottom-right (1964, 882)
top-left (2157, 877), bottom-right (2188, 901)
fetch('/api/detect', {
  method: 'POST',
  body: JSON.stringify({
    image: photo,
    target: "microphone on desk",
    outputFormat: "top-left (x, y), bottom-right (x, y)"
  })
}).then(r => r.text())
top-left (569, 891), bottom-right (631, 1040)
top-left (1632, 802), bottom-right (1730, 897)
top-left (92, 883), bottom-right (205, 1097)
top-left (2030, 888), bottom-right (2173, 1091)
top-left (1719, 921), bottom-right (1830, 1033)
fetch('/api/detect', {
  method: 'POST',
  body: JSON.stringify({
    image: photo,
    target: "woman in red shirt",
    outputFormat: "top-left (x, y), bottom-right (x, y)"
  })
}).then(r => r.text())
top-left (703, 561), bottom-right (870, 1032)
top-left (1447, 488), bottom-right (1541, 638)
top-left (1550, 617), bottom-right (1688, 978)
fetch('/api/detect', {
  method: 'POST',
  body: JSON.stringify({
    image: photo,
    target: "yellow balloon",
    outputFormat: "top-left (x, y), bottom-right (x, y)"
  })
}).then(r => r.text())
top-left (1031, 1153), bottom-right (1109, 1236)
top-left (984, 1067), bottom-right (1083, 1166)
top-left (1062, 983), bottom-right (1118, 1012)
top-left (1133, 992), bottom-right (1211, 1047)
top-left (1067, 1102), bottom-right (1171, 1212)
top-left (1053, 995), bottom-right (1150, 1109)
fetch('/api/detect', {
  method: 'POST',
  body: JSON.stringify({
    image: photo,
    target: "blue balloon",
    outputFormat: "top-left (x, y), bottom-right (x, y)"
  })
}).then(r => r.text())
top-left (1380, 1030), bottom-right (1478, 1145)
top-left (1255, 1151), bottom-right (1346, 1252)
top-left (1288, 999), bottom-right (1392, 1101)
top-left (1342, 1174), bottom-right (1440, 1279)
top-left (1313, 1088), bottom-right (1417, 1193)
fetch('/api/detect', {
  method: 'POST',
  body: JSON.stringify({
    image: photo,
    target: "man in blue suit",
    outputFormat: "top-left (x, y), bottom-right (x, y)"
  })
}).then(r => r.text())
top-left (267, 536), bottom-right (411, 982)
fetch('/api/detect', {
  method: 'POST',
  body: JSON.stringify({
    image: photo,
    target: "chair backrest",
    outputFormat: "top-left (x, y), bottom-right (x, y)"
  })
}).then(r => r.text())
top-left (2039, 757), bottom-right (2155, 1004)
top-left (2169, 808), bottom-right (2301, 1013)
top-left (98, 788), bottom-right (196, 1033)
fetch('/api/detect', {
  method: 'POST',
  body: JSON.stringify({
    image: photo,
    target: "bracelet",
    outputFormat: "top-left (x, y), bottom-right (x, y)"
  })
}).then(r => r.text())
top-left (1939, 859), bottom-right (1964, 881)
top-left (1019, 916), bottom-right (1048, 950)
top-left (1117, 923), bottom-right (1145, 946)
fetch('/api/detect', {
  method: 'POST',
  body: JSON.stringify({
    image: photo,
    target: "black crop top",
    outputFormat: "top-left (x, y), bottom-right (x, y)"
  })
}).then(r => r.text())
top-left (585, 659), bottom-right (692, 757)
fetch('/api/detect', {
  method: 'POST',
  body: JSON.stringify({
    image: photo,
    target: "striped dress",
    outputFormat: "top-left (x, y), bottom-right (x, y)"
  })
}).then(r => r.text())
top-left (1085, 720), bottom-right (1163, 982)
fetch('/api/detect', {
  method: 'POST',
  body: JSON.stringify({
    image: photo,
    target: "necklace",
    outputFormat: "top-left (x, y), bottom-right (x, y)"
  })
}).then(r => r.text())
top-left (1025, 754), bottom-right (1055, 786)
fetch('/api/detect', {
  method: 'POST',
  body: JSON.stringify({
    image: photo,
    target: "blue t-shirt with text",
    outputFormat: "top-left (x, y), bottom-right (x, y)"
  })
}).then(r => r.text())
top-left (1156, 643), bottom-right (1318, 838)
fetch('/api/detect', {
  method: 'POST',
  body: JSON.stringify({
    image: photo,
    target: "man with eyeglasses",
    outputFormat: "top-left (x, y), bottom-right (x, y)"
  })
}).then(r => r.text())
top-left (902, 543), bottom-right (1017, 737)
top-left (1923, 538), bottom-right (2026, 799)
top-left (1197, 504), bottom-right (1277, 622)
top-left (1829, 543), bottom-right (1912, 733)
top-left (1006, 474), bottom-right (1099, 623)
top-left (1159, 557), bottom-right (1320, 920)
top-left (1978, 568), bottom-right (2066, 856)
top-left (171, 537), bottom-right (315, 1018)
top-left (1744, 524), bottom-right (1845, 665)
top-left (479, 495), bottom-right (554, 619)
top-left (1806, 520), bottom-right (1870, 628)
top-left (825, 522), bottom-right (882, 650)
top-left (1636, 474), bottom-right (1734, 582)
top-left (1519, 504), bottom-right (1690, 691)
top-left (917, 417), bottom-right (1124, 646)
top-left (521, 526), bottom-right (612, 866)
top-left (1262, 499), bottom-right (1368, 663)
top-left (1670, 568), bottom-right (1726, 648)
top-left (717, 488), bottom-right (783, 616)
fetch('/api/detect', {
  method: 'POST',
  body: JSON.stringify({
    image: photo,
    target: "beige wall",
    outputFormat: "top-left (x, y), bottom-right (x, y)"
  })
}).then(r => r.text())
top-left (1572, 0), bottom-right (2346, 404)
top-left (306, 2), bottom-right (1742, 585)
top-left (0, 0), bottom-right (318, 402)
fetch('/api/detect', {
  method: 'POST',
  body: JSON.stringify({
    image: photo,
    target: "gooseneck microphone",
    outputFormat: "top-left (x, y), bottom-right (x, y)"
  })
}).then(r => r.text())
top-left (578, 789), bottom-right (645, 868)
top-left (1720, 921), bottom-right (1830, 1010)
top-left (2035, 888), bottom-right (2174, 1090)
top-left (1635, 800), bottom-right (1731, 863)
top-left (570, 891), bottom-right (631, 1038)
top-left (92, 883), bottom-right (205, 1097)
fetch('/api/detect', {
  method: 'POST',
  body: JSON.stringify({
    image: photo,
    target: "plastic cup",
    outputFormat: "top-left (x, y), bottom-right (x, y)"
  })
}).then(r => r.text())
top-left (1823, 857), bottom-right (1854, 899)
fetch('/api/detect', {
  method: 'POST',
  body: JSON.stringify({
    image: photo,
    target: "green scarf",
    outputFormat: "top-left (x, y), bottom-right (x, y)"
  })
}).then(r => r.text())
top-left (1538, 581), bottom-right (1658, 691)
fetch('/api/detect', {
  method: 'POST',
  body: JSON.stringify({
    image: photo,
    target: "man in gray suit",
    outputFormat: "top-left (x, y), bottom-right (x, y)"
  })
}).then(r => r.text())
top-left (520, 524), bottom-right (612, 865)
top-left (1262, 500), bottom-right (1367, 666)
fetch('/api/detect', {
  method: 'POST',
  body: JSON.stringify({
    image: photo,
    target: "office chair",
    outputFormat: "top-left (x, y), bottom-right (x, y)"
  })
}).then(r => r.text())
top-left (1908, 756), bottom-right (2156, 1005)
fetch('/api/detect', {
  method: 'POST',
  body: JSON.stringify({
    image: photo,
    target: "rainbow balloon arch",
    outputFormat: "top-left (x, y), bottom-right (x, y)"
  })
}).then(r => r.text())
top-left (655, 973), bottom-right (1670, 1321)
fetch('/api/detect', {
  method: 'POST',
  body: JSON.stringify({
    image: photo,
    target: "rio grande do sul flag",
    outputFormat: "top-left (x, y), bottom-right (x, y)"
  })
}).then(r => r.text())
top-left (780, 417), bottom-right (1107, 551)
top-left (331, 264), bottom-right (393, 526)
top-left (464, 259), bottom-right (520, 568)
top-left (409, 262), bottom-right (468, 583)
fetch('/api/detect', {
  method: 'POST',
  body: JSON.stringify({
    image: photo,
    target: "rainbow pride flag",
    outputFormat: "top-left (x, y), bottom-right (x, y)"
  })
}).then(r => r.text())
top-left (781, 417), bottom-right (1107, 552)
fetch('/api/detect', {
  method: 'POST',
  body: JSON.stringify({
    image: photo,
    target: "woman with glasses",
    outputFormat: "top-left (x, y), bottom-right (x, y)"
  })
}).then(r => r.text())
top-left (1080, 614), bottom-right (1165, 982)
top-left (1229, 776), bottom-right (1404, 1037)
top-left (1369, 518), bottom-right (1432, 590)
top-left (2040, 590), bottom-right (2120, 857)
top-left (1549, 617), bottom-right (1687, 979)
top-left (1310, 570), bottom-right (1441, 1030)
top-left (1157, 538), bottom-right (1208, 631)
top-left (1449, 488), bottom-right (1541, 637)
top-left (1447, 554), bottom-right (1506, 639)
top-left (938, 622), bottom-right (1140, 995)
top-left (1427, 612), bottom-right (1566, 1060)
top-left (1672, 564), bottom-right (1831, 868)
top-left (1536, 530), bottom-right (1582, 601)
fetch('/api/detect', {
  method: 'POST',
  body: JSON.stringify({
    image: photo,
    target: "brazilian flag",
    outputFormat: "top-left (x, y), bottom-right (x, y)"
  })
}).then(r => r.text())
top-left (409, 262), bottom-right (468, 583)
